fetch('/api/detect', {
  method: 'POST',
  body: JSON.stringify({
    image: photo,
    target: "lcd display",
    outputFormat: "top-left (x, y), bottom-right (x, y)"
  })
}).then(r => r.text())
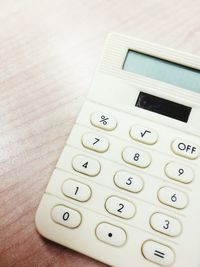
top-left (123, 50), bottom-right (200, 93)
top-left (136, 92), bottom-right (191, 122)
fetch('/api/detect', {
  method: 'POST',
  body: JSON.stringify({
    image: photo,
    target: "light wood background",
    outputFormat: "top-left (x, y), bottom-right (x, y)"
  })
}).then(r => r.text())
top-left (0, 0), bottom-right (200, 266)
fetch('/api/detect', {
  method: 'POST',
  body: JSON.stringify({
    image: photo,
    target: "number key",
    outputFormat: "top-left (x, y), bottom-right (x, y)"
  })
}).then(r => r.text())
top-left (122, 146), bottom-right (151, 168)
top-left (114, 170), bottom-right (144, 193)
top-left (51, 205), bottom-right (82, 228)
top-left (150, 212), bottom-right (182, 237)
top-left (165, 162), bottom-right (194, 184)
top-left (82, 132), bottom-right (109, 153)
top-left (72, 155), bottom-right (101, 176)
top-left (105, 196), bottom-right (136, 219)
top-left (158, 187), bottom-right (188, 209)
top-left (62, 179), bottom-right (92, 202)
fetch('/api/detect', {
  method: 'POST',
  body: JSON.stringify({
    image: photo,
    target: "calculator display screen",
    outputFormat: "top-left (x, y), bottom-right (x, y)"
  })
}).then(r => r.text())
top-left (123, 50), bottom-right (200, 94)
top-left (136, 92), bottom-right (191, 122)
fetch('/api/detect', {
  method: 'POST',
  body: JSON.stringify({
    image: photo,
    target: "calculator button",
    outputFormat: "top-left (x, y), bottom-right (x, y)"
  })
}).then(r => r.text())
top-left (122, 147), bottom-right (151, 168)
top-left (171, 139), bottom-right (200, 159)
top-left (95, 222), bottom-right (127, 247)
top-left (51, 205), bottom-right (82, 228)
top-left (130, 125), bottom-right (158, 145)
top-left (90, 112), bottom-right (117, 131)
top-left (142, 240), bottom-right (175, 266)
top-left (165, 162), bottom-right (194, 184)
top-left (105, 196), bottom-right (136, 219)
top-left (72, 155), bottom-right (100, 176)
top-left (114, 170), bottom-right (144, 193)
top-left (158, 187), bottom-right (188, 209)
top-left (62, 179), bottom-right (92, 202)
top-left (150, 212), bottom-right (182, 237)
top-left (81, 132), bottom-right (109, 153)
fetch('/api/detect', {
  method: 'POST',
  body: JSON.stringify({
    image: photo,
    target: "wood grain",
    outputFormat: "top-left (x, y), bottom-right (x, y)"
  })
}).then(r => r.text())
top-left (0, 0), bottom-right (199, 266)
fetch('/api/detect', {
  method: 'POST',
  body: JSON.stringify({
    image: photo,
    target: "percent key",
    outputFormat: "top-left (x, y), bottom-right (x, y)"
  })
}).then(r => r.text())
top-left (90, 112), bottom-right (117, 131)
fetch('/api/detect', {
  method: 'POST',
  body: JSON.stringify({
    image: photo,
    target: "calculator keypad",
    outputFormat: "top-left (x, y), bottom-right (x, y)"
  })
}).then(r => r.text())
top-left (72, 155), bottom-right (101, 176)
top-left (51, 205), bottom-right (82, 228)
top-left (105, 196), bottom-right (136, 219)
top-left (41, 102), bottom-right (200, 267)
top-left (142, 240), bottom-right (175, 266)
top-left (62, 179), bottom-right (92, 202)
top-left (130, 125), bottom-right (158, 145)
top-left (158, 187), bottom-right (188, 209)
top-left (122, 146), bottom-right (151, 168)
top-left (95, 222), bottom-right (127, 247)
top-left (150, 212), bottom-right (182, 237)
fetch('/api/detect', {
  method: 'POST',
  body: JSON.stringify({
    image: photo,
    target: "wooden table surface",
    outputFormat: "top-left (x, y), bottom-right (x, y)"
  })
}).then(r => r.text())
top-left (0, 0), bottom-right (200, 266)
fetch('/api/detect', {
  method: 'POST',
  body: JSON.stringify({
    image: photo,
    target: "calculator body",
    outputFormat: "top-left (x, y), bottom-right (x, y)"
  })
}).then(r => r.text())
top-left (35, 33), bottom-right (200, 267)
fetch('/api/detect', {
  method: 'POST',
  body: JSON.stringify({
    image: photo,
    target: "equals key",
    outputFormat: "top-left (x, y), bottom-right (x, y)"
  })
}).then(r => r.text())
top-left (154, 250), bottom-right (165, 259)
top-left (142, 240), bottom-right (175, 266)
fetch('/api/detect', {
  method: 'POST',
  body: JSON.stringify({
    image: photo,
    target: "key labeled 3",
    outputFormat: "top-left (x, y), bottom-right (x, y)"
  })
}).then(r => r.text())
top-left (150, 212), bottom-right (182, 237)
top-left (81, 132), bottom-right (109, 153)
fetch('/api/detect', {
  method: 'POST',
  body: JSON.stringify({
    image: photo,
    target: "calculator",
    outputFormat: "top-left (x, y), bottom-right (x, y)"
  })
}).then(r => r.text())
top-left (35, 33), bottom-right (200, 267)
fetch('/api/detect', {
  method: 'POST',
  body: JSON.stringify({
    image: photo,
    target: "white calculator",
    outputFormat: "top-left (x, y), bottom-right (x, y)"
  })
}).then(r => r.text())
top-left (35, 33), bottom-right (200, 267)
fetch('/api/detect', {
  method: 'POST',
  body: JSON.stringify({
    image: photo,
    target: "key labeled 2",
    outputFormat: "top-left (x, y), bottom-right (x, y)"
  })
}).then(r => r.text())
top-left (105, 196), bottom-right (136, 219)
top-left (150, 212), bottom-right (182, 237)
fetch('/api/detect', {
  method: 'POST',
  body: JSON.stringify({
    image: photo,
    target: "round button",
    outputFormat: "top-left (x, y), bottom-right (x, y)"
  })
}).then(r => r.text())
top-left (81, 132), bottom-right (109, 153)
top-left (51, 205), bottom-right (82, 229)
top-left (62, 179), bottom-right (92, 202)
top-left (95, 222), bottom-right (127, 247)
top-left (130, 125), bottom-right (158, 145)
top-left (172, 139), bottom-right (199, 160)
top-left (72, 154), bottom-right (101, 176)
top-left (122, 146), bottom-right (151, 168)
top-left (165, 162), bottom-right (194, 184)
top-left (105, 196), bottom-right (136, 219)
top-left (114, 170), bottom-right (144, 193)
top-left (90, 112), bottom-right (117, 131)
top-left (150, 212), bottom-right (182, 237)
top-left (158, 187), bottom-right (188, 209)
top-left (142, 240), bottom-right (175, 266)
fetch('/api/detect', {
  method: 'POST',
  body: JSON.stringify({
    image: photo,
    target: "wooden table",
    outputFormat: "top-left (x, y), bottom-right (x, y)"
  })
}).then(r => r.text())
top-left (0, 1), bottom-right (199, 266)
